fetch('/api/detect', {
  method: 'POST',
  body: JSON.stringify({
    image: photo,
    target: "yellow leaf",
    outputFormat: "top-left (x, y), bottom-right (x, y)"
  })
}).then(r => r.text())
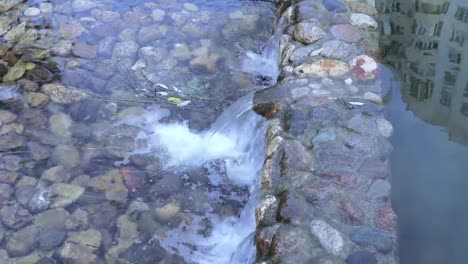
top-left (168, 97), bottom-right (183, 104)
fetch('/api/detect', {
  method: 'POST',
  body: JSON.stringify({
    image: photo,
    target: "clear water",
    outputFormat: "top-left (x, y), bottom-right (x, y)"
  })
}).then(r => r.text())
top-left (378, 0), bottom-right (468, 263)
top-left (0, 0), bottom-right (276, 262)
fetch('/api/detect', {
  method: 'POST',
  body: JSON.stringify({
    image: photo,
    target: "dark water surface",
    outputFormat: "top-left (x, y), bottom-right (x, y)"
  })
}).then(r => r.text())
top-left (378, 0), bottom-right (468, 263)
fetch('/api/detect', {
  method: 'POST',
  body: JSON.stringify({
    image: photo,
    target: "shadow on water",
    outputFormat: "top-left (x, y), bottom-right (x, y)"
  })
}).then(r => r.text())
top-left (378, 0), bottom-right (468, 263)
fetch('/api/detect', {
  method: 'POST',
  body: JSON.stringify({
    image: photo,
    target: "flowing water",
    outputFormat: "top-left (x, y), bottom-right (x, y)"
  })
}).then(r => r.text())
top-left (378, 0), bottom-right (468, 263)
top-left (0, 0), bottom-right (278, 263)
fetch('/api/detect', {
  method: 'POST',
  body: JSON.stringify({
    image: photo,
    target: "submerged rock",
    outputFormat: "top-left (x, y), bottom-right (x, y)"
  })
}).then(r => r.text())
top-left (310, 219), bottom-right (344, 255)
top-left (42, 83), bottom-right (88, 104)
top-left (49, 183), bottom-right (85, 208)
top-left (350, 226), bottom-right (393, 253)
top-left (5, 225), bottom-right (40, 257)
top-left (346, 250), bottom-right (377, 264)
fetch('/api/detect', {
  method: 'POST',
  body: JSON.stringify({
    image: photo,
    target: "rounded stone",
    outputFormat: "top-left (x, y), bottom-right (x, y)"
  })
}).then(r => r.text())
top-left (24, 7), bottom-right (41, 17)
top-left (310, 219), bottom-right (344, 255)
top-left (330, 24), bottom-right (361, 43)
top-left (294, 22), bottom-right (327, 44)
top-left (350, 13), bottom-right (378, 29)
top-left (295, 60), bottom-right (349, 78)
top-left (323, 0), bottom-right (348, 13)
top-left (350, 226), bottom-right (393, 253)
top-left (154, 202), bottom-right (180, 222)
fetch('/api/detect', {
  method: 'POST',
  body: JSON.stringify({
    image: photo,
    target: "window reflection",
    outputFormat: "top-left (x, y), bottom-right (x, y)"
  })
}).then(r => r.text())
top-left (378, 0), bottom-right (468, 144)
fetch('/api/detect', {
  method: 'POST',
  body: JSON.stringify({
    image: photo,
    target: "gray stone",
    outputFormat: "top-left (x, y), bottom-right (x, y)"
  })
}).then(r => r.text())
top-left (29, 189), bottom-right (51, 213)
top-left (346, 250), bottom-right (377, 264)
top-left (271, 225), bottom-right (316, 263)
top-left (52, 144), bottom-right (80, 169)
top-left (28, 142), bottom-right (51, 161)
top-left (350, 13), bottom-right (377, 29)
top-left (321, 40), bottom-right (356, 59)
top-left (0, 155), bottom-right (21, 171)
top-left (1, 203), bottom-right (33, 229)
top-left (98, 37), bottom-right (117, 57)
top-left (368, 179), bottom-right (391, 200)
top-left (138, 26), bottom-right (168, 43)
top-left (49, 183), bottom-right (85, 208)
top-left (0, 110), bottom-right (16, 124)
top-left (294, 22), bottom-right (327, 44)
top-left (5, 225), bottom-right (40, 257)
top-left (49, 112), bottom-right (73, 139)
top-left (24, 7), bottom-right (41, 17)
top-left (72, 43), bottom-right (97, 59)
top-left (35, 208), bottom-right (69, 229)
top-left (330, 24), bottom-right (361, 43)
top-left (139, 46), bottom-right (167, 65)
top-left (0, 16), bottom-right (11, 37)
top-left (72, 0), bottom-right (97, 12)
top-left (310, 220), bottom-right (344, 255)
top-left (39, 229), bottom-right (67, 251)
top-left (323, 0), bottom-right (348, 13)
top-left (350, 226), bottom-right (393, 253)
top-left (0, 183), bottom-right (13, 206)
top-left (113, 41), bottom-right (139, 59)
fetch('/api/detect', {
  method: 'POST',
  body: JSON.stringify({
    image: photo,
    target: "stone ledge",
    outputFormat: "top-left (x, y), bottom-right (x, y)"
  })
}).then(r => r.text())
top-left (253, 0), bottom-right (397, 263)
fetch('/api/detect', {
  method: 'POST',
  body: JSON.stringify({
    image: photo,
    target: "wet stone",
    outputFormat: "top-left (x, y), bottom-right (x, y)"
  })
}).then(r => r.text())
top-left (323, 0), bottom-right (348, 13)
top-left (294, 22), bottom-right (327, 45)
top-left (35, 208), bottom-right (70, 229)
top-left (0, 170), bottom-right (18, 184)
top-left (310, 219), bottom-right (344, 255)
top-left (49, 183), bottom-right (85, 208)
top-left (0, 183), bottom-right (13, 206)
top-left (113, 41), bottom-right (139, 59)
top-left (52, 144), bottom-right (80, 169)
top-left (0, 155), bottom-right (21, 171)
top-left (350, 226), bottom-right (393, 254)
top-left (38, 229), bottom-right (67, 251)
top-left (375, 203), bottom-right (397, 231)
top-left (5, 224), bottom-right (40, 257)
top-left (346, 250), bottom-right (377, 264)
top-left (256, 224), bottom-right (280, 258)
top-left (340, 199), bottom-right (365, 224)
top-left (72, 43), bottom-right (97, 59)
top-left (1, 203), bottom-right (33, 230)
top-left (321, 40), bottom-right (356, 59)
top-left (28, 188), bottom-right (51, 213)
top-left (271, 225), bottom-right (316, 263)
top-left (119, 240), bottom-right (167, 263)
top-left (151, 172), bottom-right (182, 197)
top-left (28, 142), bottom-right (51, 161)
top-left (368, 179), bottom-right (391, 200)
top-left (330, 24), bottom-right (361, 43)
top-left (350, 13), bottom-right (377, 29)
top-left (15, 186), bottom-right (37, 207)
top-left (42, 83), bottom-right (88, 104)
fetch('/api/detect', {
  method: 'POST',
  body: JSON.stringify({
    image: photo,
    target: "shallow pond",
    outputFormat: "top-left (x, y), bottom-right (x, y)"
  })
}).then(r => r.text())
top-left (378, 0), bottom-right (468, 263)
top-left (0, 0), bottom-right (276, 263)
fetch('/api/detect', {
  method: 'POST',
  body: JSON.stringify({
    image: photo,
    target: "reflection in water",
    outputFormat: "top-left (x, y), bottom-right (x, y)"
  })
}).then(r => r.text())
top-left (378, 0), bottom-right (468, 144)
top-left (378, 0), bottom-right (468, 263)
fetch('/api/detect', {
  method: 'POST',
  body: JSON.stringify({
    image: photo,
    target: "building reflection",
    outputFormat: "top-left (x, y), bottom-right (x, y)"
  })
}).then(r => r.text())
top-left (377, 0), bottom-right (468, 145)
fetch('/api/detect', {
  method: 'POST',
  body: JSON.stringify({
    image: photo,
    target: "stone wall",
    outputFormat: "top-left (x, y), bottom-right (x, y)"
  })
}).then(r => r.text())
top-left (253, 0), bottom-right (398, 263)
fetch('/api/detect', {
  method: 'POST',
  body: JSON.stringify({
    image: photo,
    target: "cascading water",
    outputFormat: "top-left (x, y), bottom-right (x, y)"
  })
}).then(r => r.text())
top-left (116, 34), bottom-right (280, 263)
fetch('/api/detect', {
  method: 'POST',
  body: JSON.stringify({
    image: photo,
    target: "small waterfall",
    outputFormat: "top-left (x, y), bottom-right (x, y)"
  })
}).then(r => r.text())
top-left (118, 32), bottom-right (280, 264)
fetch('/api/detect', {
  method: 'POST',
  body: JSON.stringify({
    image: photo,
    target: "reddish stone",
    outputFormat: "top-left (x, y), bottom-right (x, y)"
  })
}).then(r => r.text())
top-left (375, 203), bottom-right (397, 230)
top-left (330, 24), bottom-right (361, 43)
top-left (340, 199), bottom-right (365, 224)
top-left (358, 158), bottom-right (389, 179)
top-left (319, 171), bottom-right (357, 187)
top-left (121, 166), bottom-right (145, 192)
top-left (302, 185), bottom-right (335, 202)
